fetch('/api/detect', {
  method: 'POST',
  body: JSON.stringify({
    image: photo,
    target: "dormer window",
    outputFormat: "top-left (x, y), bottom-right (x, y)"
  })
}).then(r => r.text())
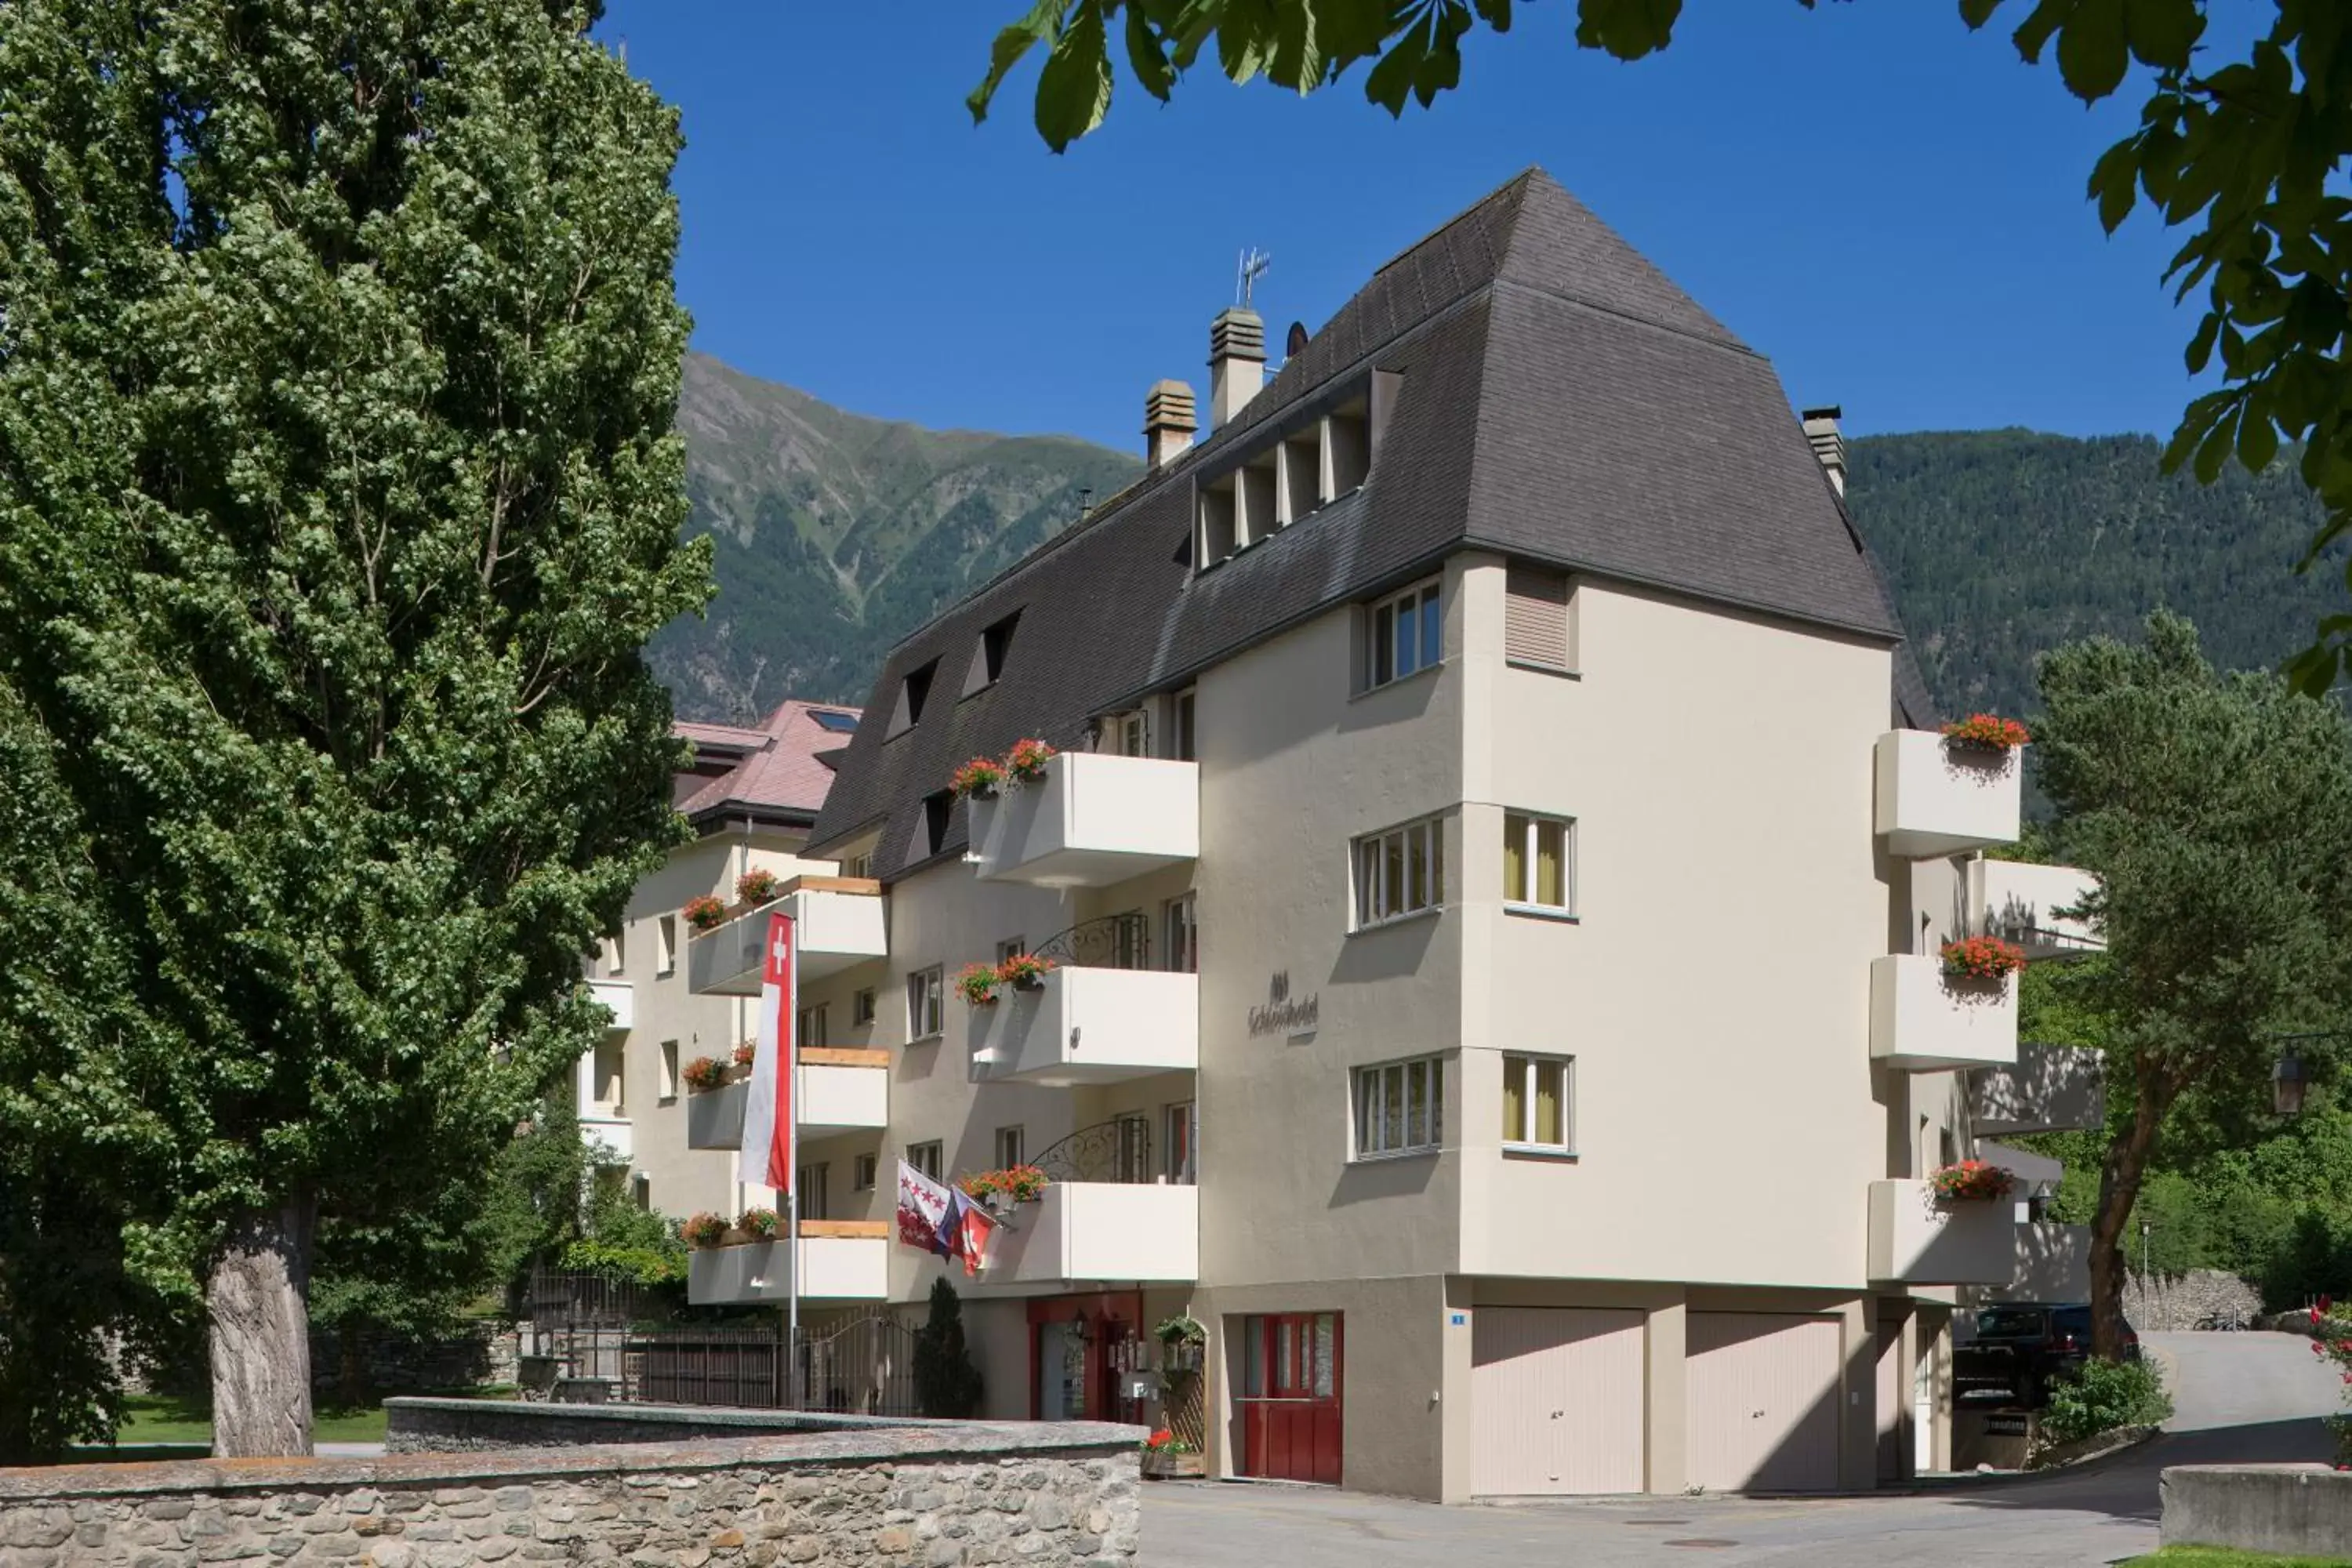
top-left (1192, 373), bottom-right (1392, 575)
top-left (920, 789), bottom-right (953, 857)
top-left (962, 611), bottom-right (1022, 696)
top-left (888, 659), bottom-right (938, 739)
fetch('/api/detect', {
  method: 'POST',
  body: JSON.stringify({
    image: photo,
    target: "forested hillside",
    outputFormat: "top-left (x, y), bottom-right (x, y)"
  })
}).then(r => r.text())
top-left (655, 355), bottom-right (2346, 723)
top-left (1846, 430), bottom-right (2343, 720)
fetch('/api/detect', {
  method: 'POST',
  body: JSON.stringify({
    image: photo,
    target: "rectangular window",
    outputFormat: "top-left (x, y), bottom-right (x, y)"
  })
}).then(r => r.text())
top-left (797, 1162), bottom-right (829, 1221)
top-left (656, 914), bottom-right (677, 977)
top-left (797, 1004), bottom-right (828, 1049)
top-left (1106, 710), bottom-right (1148, 757)
top-left (1115, 1113), bottom-right (1151, 1183)
top-left (592, 1037), bottom-right (625, 1116)
top-left (1504, 564), bottom-right (1574, 671)
top-left (604, 931), bottom-right (626, 978)
top-left (994, 1126), bottom-right (1025, 1169)
top-left (841, 850), bottom-right (874, 880)
top-left (908, 1140), bottom-right (944, 1182)
top-left (1353, 815), bottom-right (1444, 929)
top-left (1362, 580), bottom-right (1441, 692)
top-left (906, 967), bottom-right (944, 1041)
top-left (1502, 812), bottom-right (1574, 914)
top-left (1166, 1101), bottom-right (1196, 1185)
top-left (852, 987), bottom-right (877, 1027)
top-left (1171, 690), bottom-right (1197, 761)
top-left (1354, 1055), bottom-right (1444, 1158)
top-left (1501, 1054), bottom-right (1573, 1152)
top-left (996, 936), bottom-right (1027, 965)
top-left (1163, 895), bottom-right (1198, 975)
top-left (658, 1040), bottom-right (681, 1102)
top-left (853, 1152), bottom-right (878, 1192)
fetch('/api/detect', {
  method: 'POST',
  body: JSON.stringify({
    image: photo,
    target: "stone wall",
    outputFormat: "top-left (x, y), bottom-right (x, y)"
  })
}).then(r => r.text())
top-left (2121, 1269), bottom-right (2262, 1330)
top-left (2162, 1465), bottom-right (2352, 1557)
top-left (383, 1397), bottom-right (869, 1455)
top-left (0, 1420), bottom-right (1142, 1567)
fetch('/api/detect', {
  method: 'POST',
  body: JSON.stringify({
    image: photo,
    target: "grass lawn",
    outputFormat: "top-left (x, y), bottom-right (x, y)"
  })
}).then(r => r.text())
top-left (2125, 1550), bottom-right (2352, 1566)
top-left (114, 1386), bottom-right (517, 1449)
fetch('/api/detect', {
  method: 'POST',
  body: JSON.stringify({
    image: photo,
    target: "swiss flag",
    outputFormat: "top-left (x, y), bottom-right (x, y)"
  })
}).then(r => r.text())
top-left (736, 913), bottom-right (796, 1196)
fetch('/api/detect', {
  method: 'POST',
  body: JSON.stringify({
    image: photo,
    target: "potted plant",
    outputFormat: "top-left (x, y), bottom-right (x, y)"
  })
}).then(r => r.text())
top-left (1929, 1160), bottom-right (2016, 1204)
top-left (738, 1205), bottom-right (780, 1240)
top-left (1139, 1428), bottom-right (1204, 1480)
top-left (956, 961), bottom-right (1002, 1007)
top-left (1156, 1313), bottom-right (1207, 1371)
top-left (732, 1040), bottom-right (757, 1069)
top-left (682, 1055), bottom-right (729, 1093)
top-left (950, 756), bottom-right (1007, 800)
top-left (996, 952), bottom-right (1056, 992)
top-left (1941, 935), bottom-right (2028, 983)
top-left (735, 867), bottom-right (782, 906)
top-left (960, 1165), bottom-right (1049, 1213)
top-left (681, 1212), bottom-right (731, 1249)
top-left (1941, 713), bottom-right (2031, 752)
top-left (683, 894), bottom-right (727, 933)
top-left (1004, 737), bottom-right (1057, 785)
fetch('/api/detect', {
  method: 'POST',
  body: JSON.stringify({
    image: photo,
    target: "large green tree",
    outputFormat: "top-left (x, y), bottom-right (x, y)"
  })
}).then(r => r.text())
top-left (0, 0), bottom-right (707, 1456)
top-left (2031, 612), bottom-right (2352, 1356)
top-left (970, 1), bottom-right (2352, 692)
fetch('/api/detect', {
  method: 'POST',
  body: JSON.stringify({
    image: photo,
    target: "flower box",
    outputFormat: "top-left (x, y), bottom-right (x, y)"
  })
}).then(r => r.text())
top-left (1004, 738), bottom-right (1058, 785)
top-left (950, 757), bottom-right (1006, 800)
top-left (1929, 1160), bottom-right (2016, 1204)
top-left (1141, 1451), bottom-right (1207, 1480)
top-left (1942, 713), bottom-right (2031, 752)
top-left (956, 962), bottom-right (1002, 1007)
top-left (1942, 935), bottom-right (2029, 983)
top-left (682, 1056), bottom-right (731, 1093)
top-left (997, 953), bottom-right (1056, 992)
top-left (683, 894), bottom-right (728, 933)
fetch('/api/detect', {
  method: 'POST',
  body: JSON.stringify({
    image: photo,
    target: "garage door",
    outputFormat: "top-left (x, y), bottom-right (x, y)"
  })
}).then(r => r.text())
top-left (1686, 1312), bottom-right (1841, 1494)
top-left (1471, 1308), bottom-right (1645, 1495)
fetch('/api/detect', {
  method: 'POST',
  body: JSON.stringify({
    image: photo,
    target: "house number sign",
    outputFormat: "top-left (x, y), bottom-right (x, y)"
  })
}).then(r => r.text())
top-left (1247, 971), bottom-right (1319, 1037)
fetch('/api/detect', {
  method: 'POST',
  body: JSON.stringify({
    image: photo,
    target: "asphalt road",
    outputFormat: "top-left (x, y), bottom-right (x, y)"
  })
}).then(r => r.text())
top-left (1143, 1330), bottom-right (2343, 1568)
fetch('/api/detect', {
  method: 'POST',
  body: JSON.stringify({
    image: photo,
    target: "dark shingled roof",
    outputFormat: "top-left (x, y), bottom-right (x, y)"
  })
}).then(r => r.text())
top-left (809, 169), bottom-right (1929, 873)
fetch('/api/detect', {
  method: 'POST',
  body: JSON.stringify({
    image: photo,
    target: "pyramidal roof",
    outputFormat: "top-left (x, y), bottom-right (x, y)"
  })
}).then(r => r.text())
top-left (811, 168), bottom-right (1926, 869)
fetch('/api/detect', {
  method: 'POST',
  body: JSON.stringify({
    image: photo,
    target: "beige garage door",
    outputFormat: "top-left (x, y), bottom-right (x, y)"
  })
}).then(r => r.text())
top-left (1686, 1312), bottom-right (1842, 1494)
top-left (1471, 1308), bottom-right (1645, 1495)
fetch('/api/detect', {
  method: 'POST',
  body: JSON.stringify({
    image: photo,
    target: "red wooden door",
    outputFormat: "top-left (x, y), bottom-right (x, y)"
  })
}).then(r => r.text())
top-left (1238, 1312), bottom-right (1343, 1485)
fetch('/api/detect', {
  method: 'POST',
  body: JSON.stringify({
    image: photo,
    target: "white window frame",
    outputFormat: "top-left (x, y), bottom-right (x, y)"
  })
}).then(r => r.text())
top-left (852, 1152), bottom-right (878, 1192)
top-left (994, 1125), bottom-right (1025, 1169)
top-left (797, 1004), bottom-right (829, 1050)
top-left (1361, 578), bottom-right (1443, 693)
top-left (1502, 811), bottom-right (1577, 916)
top-left (604, 931), bottom-right (626, 978)
top-left (908, 1140), bottom-right (944, 1181)
top-left (1353, 815), bottom-right (1445, 930)
top-left (906, 967), bottom-right (944, 1042)
top-left (1165, 1100), bottom-right (1197, 1185)
top-left (657, 1040), bottom-right (681, 1102)
top-left (852, 987), bottom-right (877, 1027)
top-left (655, 914), bottom-right (677, 978)
top-left (1163, 894), bottom-right (1198, 975)
top-left (1501, 1053), bottom-right (1575, 1155)
top-left (1353, 1054), bottom-right (1445, 1160)
top-left (798, 1161), bottom-right (829, 1221)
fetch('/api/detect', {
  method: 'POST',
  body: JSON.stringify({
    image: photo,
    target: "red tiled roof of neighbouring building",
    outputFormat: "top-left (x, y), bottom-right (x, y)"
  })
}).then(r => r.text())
top-left (674, 699), bottom-right (863, 827)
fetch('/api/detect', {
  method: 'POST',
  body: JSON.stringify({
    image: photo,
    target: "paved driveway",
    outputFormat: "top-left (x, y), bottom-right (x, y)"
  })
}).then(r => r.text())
top-left (1143, 1331), bottom-right (2340, 1568)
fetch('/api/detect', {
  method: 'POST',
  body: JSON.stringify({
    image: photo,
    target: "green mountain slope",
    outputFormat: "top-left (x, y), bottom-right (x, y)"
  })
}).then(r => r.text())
top-left (652, 352), bottom-right (1139, 718)
top-left (1846, 430), bottom-right (2343, 721)
top-left (655, 354), bottom-right (2344, 724)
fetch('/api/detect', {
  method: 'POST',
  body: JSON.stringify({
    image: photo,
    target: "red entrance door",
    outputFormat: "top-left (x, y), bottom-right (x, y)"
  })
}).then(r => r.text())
top-left (1238, 1312), bottom-right (1343, 1485)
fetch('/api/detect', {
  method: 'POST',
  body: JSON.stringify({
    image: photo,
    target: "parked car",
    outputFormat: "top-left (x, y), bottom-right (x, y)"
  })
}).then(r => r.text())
top-left (1954, 1302), bottom-right (2140, 1409)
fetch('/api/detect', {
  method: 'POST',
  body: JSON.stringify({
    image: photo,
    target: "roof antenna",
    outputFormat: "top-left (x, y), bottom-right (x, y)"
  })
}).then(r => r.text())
top-left (1236, 248), bottom-right (1271, 310)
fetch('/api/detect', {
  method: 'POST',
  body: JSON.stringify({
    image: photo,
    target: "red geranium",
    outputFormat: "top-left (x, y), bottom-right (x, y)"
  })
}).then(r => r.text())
top-left (1941, 935), bottom-right (2028, 983)
top-left (1941, 713), bottom-right (2031, 751)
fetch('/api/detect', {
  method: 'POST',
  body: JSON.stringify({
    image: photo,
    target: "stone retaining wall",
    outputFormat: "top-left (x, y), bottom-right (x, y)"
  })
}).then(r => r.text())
top-left (383, 1396), bottom-right (888, 1454)
top-left (0, 1418), bottom-right (1142, 1567)
top-left (2162, 1464), bottom-right (2352, 1557)
top-left (2121, 1269), bottom-right (2262, 1330)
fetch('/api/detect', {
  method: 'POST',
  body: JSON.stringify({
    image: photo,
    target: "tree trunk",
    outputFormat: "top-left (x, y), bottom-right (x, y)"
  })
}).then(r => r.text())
top-left (2089, 1069), bottom-right (2175, 1361)
top-left (206, 1197), bottom-right (316, 1457)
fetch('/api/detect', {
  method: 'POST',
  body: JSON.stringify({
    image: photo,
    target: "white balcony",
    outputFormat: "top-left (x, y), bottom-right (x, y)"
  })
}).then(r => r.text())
top-left (1969, 858), bottom-right (2103, 959)
top-left (1970, 1041), bottom-right (2106, 1136)
top-left (1875, 731), bottom-right (2023, 858)
top-left (587, 980), bottom-right (633, 1032)
top-left (687, 1225), bottom-right (890, 1305)
top-left (968, 967), bottom-right (1199, 1087)
top-left (685, 1054), bottom-right (891, 1151)
top-left (1869, 1180), bottom-right (2023, 1286)
top-left (687, 880), bottom-right (889, 996)
top-left (967, 754), bottom-right (1199, 889)
top-left (579, 1113), bottom-right (633, 1166)
top-left (980, 1181), bottom-right (1198, 1287)
top-left (1870, 954), bottom-right (2018, 1073)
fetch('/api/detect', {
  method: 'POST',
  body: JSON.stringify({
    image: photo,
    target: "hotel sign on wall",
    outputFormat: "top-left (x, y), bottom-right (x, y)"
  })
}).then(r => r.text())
top-left (1248, 971), bottom-right (1319, 1037)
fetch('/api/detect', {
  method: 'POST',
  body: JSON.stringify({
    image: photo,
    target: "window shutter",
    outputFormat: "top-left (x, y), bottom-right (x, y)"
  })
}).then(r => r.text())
top-left (1504, 566), bottom-right (1571, 669)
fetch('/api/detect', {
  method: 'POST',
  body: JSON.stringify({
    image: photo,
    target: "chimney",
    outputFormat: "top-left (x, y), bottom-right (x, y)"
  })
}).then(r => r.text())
top-left (1802, 405), bottom-right (1848, 497)
top-left (1208, 307), bottom-right (1265, 429)
top-left (1144, 380), bottom-right (1197, 467)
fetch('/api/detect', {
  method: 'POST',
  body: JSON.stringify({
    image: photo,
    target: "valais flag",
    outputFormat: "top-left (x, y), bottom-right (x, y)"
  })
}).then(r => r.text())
top-left (735, 913), bottom-right (795, 1196)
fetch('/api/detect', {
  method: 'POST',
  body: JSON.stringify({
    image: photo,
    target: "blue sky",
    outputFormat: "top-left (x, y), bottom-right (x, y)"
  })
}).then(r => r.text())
top-left (597, 2), bottom-right (2218, 452)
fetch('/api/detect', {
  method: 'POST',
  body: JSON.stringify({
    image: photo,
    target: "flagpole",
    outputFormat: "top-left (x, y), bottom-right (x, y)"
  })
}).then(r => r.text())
top-left (786, 929), bottom-right (800, 1410)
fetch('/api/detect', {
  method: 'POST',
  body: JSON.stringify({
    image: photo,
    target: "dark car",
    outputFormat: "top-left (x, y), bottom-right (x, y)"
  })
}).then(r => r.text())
top-left (1954, 1303), bottom-right (2141, 1409)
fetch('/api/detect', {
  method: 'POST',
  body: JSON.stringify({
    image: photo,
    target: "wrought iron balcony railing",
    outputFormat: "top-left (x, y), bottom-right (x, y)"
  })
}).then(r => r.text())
top-left (1029, 913), bottom-right (1151, 971)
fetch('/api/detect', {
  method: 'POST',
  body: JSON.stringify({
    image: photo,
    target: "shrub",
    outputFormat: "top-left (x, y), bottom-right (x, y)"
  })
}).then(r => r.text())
top-left (557, 1238), bottom-right (685, 1287)
top-left (681, 1056), bottom-right (728, 1092)
top-left (683, 894), bottom-right (726, 931)
top-left (1941, 935), bottom-right (2028, 982)
top-left (913, 1277), bottom-right (985, 1417)
top-left (955, 961), bottom-right (1001, 1006)
top-left (2038, 1356), bottom-right (2172, 1447)
top-left (1942, 713), bottom-right (2031, 750)
top-left (735, 868), bottom-right (781, 905)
